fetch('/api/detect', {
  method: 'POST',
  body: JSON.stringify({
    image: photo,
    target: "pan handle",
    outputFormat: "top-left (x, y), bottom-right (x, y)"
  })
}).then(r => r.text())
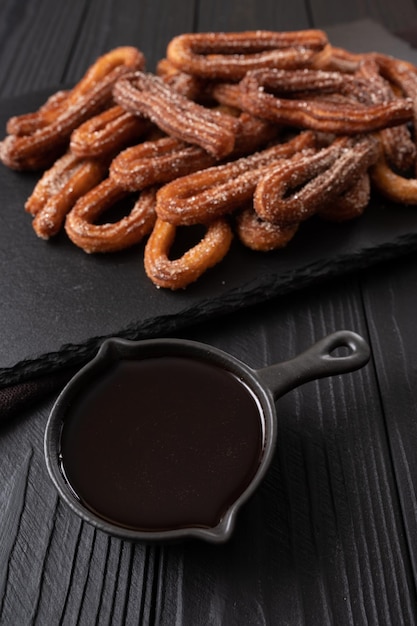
top-left (257, 330), bottom-right (370, 400)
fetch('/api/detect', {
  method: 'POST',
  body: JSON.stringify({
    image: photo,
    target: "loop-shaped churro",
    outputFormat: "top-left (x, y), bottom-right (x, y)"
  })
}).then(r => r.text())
top-left (243, 67), bottom-right (371, 99)
top-left (144, 216), bottom-right (233, 289)
top-left (6, 90), bottom-right (70, 136)
top-left (156, 58), bottom-right (209, 100)
top-left (311, 45), bottom-right (368, 73)
top-left (354, 59), bottom-right (416, 173)
top-left (318, 173), bottom-right (371, 222)
top-left (209, 82), bottom-right (245, 110)
top-left (25, 151), bottom-right (107, 239)
top-left (110, 112), bottom-right (277, 192)
top-left (374, 53), bottom-right (417, 172)
top-left (65, 180), bottom-right (157, 253)
top-left (166, 30), bottom-right (328, 80)
top-left (113, 71), bottom-right (240, 158)
top-left (239, 68), bottom-right (414, 134)
top-left (110, 136), bottom-right (216, 191)
top-left (70, 105), bottom-right (150, 159)
top-left (0, 47), bottom-right (145, 170)
top-left (235, 205), bottom-right (299, 251)
top-left (254, 134), bottom-right (380, 224)
top-left (155, 131), bottom-right (317, 226)
top-left (374, 53), bottom-right (417, 100)
top-left (370, 155), bottom-right (417, 204)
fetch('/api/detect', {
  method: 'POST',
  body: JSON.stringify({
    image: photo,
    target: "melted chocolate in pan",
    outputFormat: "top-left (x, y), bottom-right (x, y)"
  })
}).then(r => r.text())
top-left (59, 356), bottom-right (265, 531)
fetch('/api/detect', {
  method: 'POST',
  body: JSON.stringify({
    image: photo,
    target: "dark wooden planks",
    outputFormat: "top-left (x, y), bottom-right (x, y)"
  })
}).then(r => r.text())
top-left (0, 0), bottom-right (90, 97)
top-left (62, 0), bottom-right (196, 78)
top-left (0, 0), bottom-right (197, 98)
top-left (196, 0), bottom-right (310, 31)
top-left (0, 277), bottom-right (415, 624)
top-left (175, 279), bottom-right (417, 625)
top-left (309, 0), bottom-right (417, 33)
top-left (362, 256), bottom-right (417, 585)
top-left (0, 0), bottom-right (416, 624)
top-left (1, 0), bottom-right (417, 101)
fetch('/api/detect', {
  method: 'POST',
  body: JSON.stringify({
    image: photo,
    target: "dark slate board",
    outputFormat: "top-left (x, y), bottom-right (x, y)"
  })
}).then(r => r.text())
top-left (2, 20), bottom-right (417, 387)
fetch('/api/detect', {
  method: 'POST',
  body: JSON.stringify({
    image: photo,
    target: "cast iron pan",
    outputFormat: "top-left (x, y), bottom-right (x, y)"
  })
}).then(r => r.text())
top-left (44, 330), bottom-right (370, 543)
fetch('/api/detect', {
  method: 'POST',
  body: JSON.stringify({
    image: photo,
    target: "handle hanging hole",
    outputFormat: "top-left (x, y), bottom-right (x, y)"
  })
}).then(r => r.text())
top-left (329, 344), bottom-right (352, 358)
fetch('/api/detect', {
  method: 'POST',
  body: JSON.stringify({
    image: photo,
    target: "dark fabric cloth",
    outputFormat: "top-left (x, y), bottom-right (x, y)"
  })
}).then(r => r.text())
top-left (0, 368), bottom-right (77, 422)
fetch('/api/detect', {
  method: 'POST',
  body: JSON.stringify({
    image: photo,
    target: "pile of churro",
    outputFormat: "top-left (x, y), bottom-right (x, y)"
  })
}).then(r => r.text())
top-left (1, 30), bottom-right (416, 289)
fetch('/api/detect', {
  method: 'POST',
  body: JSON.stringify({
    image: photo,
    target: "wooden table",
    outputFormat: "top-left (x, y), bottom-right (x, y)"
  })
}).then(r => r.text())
top-left (1, 1), bottom-right (417, 624)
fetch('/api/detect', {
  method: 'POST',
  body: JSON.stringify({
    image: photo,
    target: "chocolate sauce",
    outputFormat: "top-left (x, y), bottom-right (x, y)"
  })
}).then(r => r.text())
top-left (59, 355), bottom-right (265, 531)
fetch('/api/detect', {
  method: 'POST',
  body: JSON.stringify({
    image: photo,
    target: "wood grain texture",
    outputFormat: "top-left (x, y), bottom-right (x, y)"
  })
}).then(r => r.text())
top-left (63, 0), bottom-right (196, 77)
top-left (1, 0), bottom-right (417, 624)
top-left (196, 0), bottom-right (311, 32)
top-left (362, 255), bottom-right (417, 586)
top-left (309, 0), bottom-right (417, 32)
top-left (0, 0), bottom-right (89, 96)
top-left (0, 278), bottom-right (416, 624)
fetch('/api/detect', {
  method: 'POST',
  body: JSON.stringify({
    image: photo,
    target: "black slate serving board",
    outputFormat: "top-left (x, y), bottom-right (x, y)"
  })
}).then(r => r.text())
top-left (2, 20), bottom-right (417, 387)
